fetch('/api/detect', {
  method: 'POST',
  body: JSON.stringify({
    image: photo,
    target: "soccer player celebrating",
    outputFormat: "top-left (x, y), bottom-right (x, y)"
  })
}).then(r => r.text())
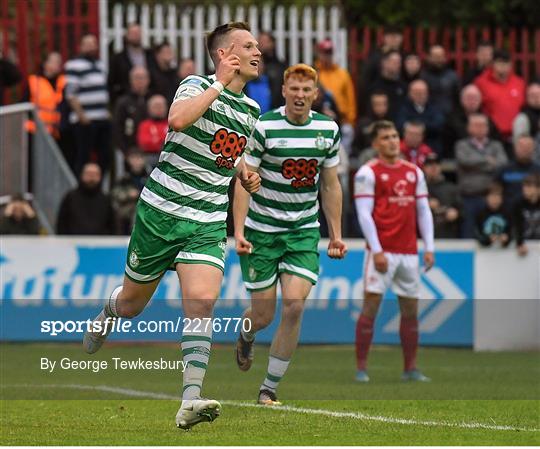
top-left (233, 64), bottom-right (347, 405)
top-left (82, 22), bottom-right (262, 429)
top-left (354, 120), bottom-right (435, 383)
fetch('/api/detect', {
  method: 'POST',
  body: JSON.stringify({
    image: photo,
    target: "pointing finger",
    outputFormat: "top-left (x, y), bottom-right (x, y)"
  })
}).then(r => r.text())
top-left (223, 43), bottom-right (235, 57)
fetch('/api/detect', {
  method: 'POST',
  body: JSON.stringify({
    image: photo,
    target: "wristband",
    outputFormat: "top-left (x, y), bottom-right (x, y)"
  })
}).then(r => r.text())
top-left (210, 81), bottom-right (224, 94)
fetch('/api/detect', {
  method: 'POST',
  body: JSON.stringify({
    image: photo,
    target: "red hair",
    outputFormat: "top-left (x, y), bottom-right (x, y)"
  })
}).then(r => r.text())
top-left (283, 63), bottom-right (318, 84)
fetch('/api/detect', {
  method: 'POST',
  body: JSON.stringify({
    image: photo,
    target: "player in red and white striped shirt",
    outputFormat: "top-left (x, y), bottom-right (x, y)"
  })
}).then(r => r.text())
top-left (354, 120), bottom-right (435, 382)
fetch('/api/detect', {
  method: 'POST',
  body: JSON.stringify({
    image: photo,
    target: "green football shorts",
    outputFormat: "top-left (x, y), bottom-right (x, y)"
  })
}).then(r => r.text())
top-left (239, 227), bottom-right (320, 292)
top-left (125, 200), bottom-right (227, 283)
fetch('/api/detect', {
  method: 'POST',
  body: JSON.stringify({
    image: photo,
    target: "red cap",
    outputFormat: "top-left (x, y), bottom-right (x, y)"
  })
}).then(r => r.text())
top-left (317, 39), bottom-right (333, 52)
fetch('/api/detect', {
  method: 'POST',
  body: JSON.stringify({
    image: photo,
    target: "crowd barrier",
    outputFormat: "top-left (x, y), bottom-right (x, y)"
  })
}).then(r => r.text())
top-left (1, 237), bottom-right (538, 349)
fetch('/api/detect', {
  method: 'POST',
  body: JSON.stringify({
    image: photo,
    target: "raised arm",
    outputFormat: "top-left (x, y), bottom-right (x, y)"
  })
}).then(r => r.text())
top-left (168, 44), bottom-right (240, 131)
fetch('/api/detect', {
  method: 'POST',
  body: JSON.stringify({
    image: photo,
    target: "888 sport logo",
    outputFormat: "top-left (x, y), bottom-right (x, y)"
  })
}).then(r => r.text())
top-left (210, 128), bottom-right (247, 170)
top-left (281, 158), bottom-right (318, 188)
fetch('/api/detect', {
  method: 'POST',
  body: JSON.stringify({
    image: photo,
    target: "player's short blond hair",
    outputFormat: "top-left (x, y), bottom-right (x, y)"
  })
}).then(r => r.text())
top-left (283, 64), bottom-right (318, 84)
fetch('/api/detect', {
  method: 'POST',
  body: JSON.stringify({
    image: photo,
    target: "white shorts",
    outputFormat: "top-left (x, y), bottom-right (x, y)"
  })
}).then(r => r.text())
top-left (363, 251), bottom-right (420, 298)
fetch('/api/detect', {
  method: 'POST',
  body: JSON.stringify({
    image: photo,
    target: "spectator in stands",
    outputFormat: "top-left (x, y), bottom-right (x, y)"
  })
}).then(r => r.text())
top-left (513, 82), bottom-right (540, 152)
top-left (362, 26), bottom-right (404, 87)
top-left (316, 38), bottom-right (356, 154)
top-left (111, 149), bottom-right (149, 234)
top-left (513, 173), bottom-right (540, 256)
top-left (423, 154), bottom-right (461, 238)
top-left (396, 79), bottom-right (445, 154)
top-left (474, 49), bottom-right (526, 143)
top-left (421, 44), bottom-right (460, 116)
top-left (177, 58), bottom-right (195, 82)
top-left (475, 183), bottom-right (511, 247)
top-left (366, 50), bottom-right (407, 121)
top-left (353, 91), bottom-right (390, 155)
top-left (113, 66), bottom-right (151, 154)
top-left (65, 34), bottom-right (111, 177)
top-left (0, 194), bottom-right (40, 235)
top-left (56, 162), bottom-right (116, 235)
top-left (312, 83), bottom-right (340, 124)
top-left (136, 94), bottom-right (168, 167)
top-left (399, 121), bottom-right (434, 168)
top-left (149, 42), bottom-right (178, 105)
top-left (24, 52), bottom-right (65, 141)
top-left (246, 57), bottom-right (272, 114)
top-left (455, 113), bottom-right (508, 237)
top-left (443, 84), bottom-right (500, 159)
top-left (496, 135), bottom-right (540, 208)
top-left (108, 23), bottom-right (154, 105)
top-left (403, 52), bottom-right (422, 85)
top-left (258, 31), bottom-right (287, 109)
top-left (0, 39), bottom-right (22, 105)
top-left (463, 41), bottom-right (494, 85)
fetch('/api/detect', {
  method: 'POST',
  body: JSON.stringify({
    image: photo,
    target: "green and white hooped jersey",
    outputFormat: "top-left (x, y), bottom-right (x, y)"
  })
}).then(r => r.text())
top-left (139, 74), bottom-right (260, 224)
top-left (243, 106), bottom-right (340, 233)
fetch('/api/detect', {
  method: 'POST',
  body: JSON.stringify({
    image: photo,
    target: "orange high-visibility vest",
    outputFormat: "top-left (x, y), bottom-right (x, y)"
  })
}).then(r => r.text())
top-left (26, 74), bottom-right (66, 138)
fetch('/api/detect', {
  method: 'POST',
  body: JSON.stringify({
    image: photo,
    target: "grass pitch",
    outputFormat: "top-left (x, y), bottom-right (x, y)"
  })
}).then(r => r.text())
top-left (1, 343), bottom-right (539, 445)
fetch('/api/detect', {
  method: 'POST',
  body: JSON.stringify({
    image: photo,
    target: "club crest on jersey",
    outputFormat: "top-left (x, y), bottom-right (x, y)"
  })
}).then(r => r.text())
top-left (247, 115), bottom-right (257, 128)
top-left (249, 266), bottom-right (257, 281)
top-left (218, 241), bottom-right (227, 257)
top-left (315, 133), bottom-right (327, 150)
top-left (129, 251), bottom-right (140, 268)
top-left (406, 171), bottom-right (416, 183)
top-left (390, 179), bottom-right (415, 206)
top-left (393, 180), bottom-right (408, 196)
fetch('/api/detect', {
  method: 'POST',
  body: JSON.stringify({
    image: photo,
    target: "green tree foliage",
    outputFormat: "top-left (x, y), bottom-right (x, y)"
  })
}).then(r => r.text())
top-left (340, 0), bottom-right (540, 28)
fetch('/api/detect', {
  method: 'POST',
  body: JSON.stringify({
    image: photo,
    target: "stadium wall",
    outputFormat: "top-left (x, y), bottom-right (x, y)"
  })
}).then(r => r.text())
top-left (1, 237), bottom-right (538, 349)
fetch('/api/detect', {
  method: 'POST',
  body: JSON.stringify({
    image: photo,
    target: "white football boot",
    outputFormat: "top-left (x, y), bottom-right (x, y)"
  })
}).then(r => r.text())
top-left (175, 398), bottom-right (221, 430)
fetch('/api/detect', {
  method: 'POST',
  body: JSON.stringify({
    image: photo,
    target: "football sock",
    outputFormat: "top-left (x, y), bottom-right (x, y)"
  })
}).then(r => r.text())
top-left (260, 355), bottom-right (290, 393)
top-left (400, 316), bottom-right (418, 372)
top-left (181, 325), bottom-right (213, 401)
top-left (355, 314), bottom-right (374, 371)
top-left (104, 287), bottom-right (120, 318)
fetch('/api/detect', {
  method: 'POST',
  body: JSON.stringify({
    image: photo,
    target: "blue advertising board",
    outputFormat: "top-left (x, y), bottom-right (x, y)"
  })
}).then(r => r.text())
top-left (0, 237), bottom-right (473, 346)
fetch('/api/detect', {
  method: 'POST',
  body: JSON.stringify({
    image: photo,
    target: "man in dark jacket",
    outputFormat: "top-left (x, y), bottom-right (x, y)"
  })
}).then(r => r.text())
top-left (366, 50), bottom-right (407, 121)
top-left (496, 135), bottom-right (540, 208)
top-left (149, 42), bottom-right (178, 105)
top-left (513, 173), bottom-right (540, 256)
top-left (443, 84), bottom-right (500, 159)
top-left (362, 26), bottom-right (404, 88)
top-left (108, 23), bottom-right (155, 106)
top-left (112, 66), bottom-right (151, 154)
top-left (56, 163), bottom-right (116, 235)
top-left (421, 45), bottom-right (460, 116)
top-left (423, 154), bottom-right (461, 238)
top-left (258, 31), bottom-right (287, 110)
top-left (396, 79), bottom-right (445, 154)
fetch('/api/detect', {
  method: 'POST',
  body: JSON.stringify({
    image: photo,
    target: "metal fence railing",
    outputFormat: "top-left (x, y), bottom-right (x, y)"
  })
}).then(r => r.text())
top-left (0, 103), bottom-right (30, 198)
top-left (0, 102), bottom-right (77, 233)
top-left (32, 116), bottom-right (78, 232)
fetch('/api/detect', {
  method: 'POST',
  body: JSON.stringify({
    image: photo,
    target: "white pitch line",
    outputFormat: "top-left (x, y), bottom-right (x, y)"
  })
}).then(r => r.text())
top-left (5, 383), bottom-right (540, 433)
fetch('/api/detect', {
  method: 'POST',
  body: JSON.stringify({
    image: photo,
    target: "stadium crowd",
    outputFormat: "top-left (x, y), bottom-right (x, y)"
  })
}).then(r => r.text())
top-left (1, 24), bottom-right (539, 253)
